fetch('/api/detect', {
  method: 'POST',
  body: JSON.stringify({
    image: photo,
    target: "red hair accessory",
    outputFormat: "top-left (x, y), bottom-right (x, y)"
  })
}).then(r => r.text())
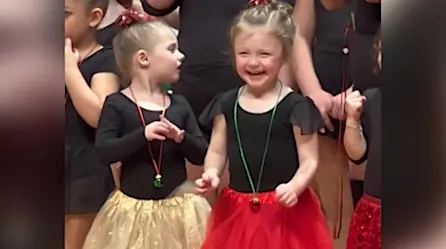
top-left (248, 0), bottom-right (271, 7)
top-left (116, 9), bottom-right (158, 28)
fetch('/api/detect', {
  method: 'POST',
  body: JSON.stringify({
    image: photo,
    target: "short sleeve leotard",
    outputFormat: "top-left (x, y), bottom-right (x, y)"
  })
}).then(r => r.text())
top-left (95, 93), bottom-right (208, 199)
top-left (65, 47), bottom-right (118, 214)
top-left (200, 89), bottom-right (324, 192)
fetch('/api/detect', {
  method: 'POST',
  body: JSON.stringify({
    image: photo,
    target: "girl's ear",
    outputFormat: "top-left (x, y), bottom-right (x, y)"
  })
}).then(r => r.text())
top-left (135, 49), bottom-right (150, 67)
top-left (89, 7), bottom-right (104, 28)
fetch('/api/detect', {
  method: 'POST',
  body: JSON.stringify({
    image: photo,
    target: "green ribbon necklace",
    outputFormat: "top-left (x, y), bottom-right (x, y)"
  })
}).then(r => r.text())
top-left (233, 82), bottom-right (282, 211)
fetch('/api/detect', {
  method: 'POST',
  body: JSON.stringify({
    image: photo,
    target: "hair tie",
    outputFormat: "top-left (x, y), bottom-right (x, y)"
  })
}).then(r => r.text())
top-left (248, 0), bottom-right (271, 7)
top-left (116, 9), bottom-right (158, 28)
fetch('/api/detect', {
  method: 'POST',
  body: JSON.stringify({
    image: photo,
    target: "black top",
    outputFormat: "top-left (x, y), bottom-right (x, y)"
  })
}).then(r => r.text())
top-left (95, 92), bottom-right (208, 200)
top-left (96, 22), bottom-right (118, 48)
top-left (312, 0), bottom-right (355, 139)
top-left (200, 89), bottom-right (323, 193)
top-left (349, 88), bottom-right (381, 198)
top-left (312, 0), bottom-right (355, 95)
top-left (66, 47), bottom-right (117, 181)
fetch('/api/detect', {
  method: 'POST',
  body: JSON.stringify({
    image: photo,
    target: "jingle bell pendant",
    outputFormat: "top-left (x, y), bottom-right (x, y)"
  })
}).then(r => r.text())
top-left (154, 174), bottom-right (163, 188)
top-left (250, 196), bottom-right (261, 211)
top-left (160, 83), bottom-right (173, 95)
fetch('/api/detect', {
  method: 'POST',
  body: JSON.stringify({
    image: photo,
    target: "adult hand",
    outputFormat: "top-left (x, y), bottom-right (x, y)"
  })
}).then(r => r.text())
top-left (308, 90), bottom-right (334, 132)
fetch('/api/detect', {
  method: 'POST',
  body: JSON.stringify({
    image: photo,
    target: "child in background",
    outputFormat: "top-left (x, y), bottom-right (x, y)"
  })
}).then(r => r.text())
top-left (65, 0), bottom-right (120, 248)
top-left (196, 1), bottom-right (333, 248)
top-left (344, 28), bottom-right (381, 249)
top-left (83, 10), bottom-right (210, 249)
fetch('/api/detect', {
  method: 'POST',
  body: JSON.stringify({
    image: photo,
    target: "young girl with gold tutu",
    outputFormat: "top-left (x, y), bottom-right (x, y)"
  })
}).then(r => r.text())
top-left (196, 1), bottom-right (333, 248)
top-left (83, 10), bottom-right (210, 249)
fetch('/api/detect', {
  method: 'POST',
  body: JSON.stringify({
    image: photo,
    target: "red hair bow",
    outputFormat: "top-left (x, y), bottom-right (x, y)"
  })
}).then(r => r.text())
top-left (248, 0), bottom-right (271, 7)
top-left (116, 9), bottom-right (158, 27)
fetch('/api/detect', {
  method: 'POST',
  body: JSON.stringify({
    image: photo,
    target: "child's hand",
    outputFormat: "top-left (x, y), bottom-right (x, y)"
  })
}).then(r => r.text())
top-left (144, 121), bottom-right (169, 141)
top-left (195, 169), bottom-right (220, 194)
top-left (160, 116), bottom-right (185, 143)
top-left (64, 38), bottom-right (80, 71)
top-left (345, 90), bottom-right (366, 120)
top-left (275, 183), bottom-right (298, 208)
top-left (330, 87), bottom-right (353, 120)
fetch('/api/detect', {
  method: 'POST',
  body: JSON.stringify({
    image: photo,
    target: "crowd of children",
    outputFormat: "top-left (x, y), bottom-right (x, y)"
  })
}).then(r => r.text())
top-left (64, 0), bottom-right (381, 248)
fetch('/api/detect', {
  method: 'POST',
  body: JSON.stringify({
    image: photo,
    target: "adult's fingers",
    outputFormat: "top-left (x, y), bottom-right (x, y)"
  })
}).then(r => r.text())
top-left (321, 111), bottom-right (335, 132)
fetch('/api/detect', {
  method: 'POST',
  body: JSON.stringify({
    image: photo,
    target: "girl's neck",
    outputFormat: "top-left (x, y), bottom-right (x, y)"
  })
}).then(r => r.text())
top-left (98, 0), bottom-right (125, 29)
top-left (75, 33), bottom-right (100, 60)
top-left (244, 80), bottom-right (281, 98)
top-left (130, 76), bottom-right (163, 96)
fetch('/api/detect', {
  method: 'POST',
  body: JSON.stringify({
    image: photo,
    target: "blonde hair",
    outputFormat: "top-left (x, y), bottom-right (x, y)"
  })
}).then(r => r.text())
top-left (230, 0), bottom-right (295, 56)
top-left (112, 19), bottom-right (168, 82)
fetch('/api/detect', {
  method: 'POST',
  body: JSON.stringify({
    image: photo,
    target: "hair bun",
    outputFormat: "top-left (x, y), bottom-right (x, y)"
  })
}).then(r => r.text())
top-left (116, 9), bottom-right (158, 28)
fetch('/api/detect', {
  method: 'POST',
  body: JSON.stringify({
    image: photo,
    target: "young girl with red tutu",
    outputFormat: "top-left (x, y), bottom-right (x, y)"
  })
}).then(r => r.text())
top-left (344, 29), bottom-right (381, 249)
top-left (82, 9), bottom-right (210, 249)
top-left (196, 1), bottom-right (333, 248)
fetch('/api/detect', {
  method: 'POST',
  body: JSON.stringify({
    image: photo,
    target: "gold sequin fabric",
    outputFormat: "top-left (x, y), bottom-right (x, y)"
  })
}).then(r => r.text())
top-left (83, 187), bottom-right (210, 249)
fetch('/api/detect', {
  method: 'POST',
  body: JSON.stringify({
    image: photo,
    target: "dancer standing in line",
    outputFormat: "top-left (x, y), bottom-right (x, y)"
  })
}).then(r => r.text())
top-left (65, 0), bottom-right (120, 248)
top-left (83, 10), bottom-right (210, 249)
top-left (141, 0), bottom-right (297, 203)
top-left (196, 1), bottom-right (332, 249)
top-left (345, 0), bottom-right (381, 210)
top-left (344, 28), bottom-right (381, 249)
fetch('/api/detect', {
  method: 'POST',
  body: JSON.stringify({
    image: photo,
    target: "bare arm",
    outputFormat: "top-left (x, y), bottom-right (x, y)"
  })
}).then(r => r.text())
top-left (344, 118), bottom-right (367, 161)
top-left (203, 114), bottom-right (228, 177)
top-left (162, 8), bottom-right (180, 30)
top-left (65, 70), bottom-right (119, 128)
top-left (289, 127), bottom-right (319, 196)
top-left (292, 0), bottom-right (321, 95)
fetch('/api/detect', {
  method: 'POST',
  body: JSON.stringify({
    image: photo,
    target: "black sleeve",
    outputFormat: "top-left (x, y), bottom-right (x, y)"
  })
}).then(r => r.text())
top-left (95, 48), bottom-right (118, 75)
top-left (289, 95), bottom-right (325, 135)
top-left (95, 96), bottom-right (147, 165)
top-left (141, 0), bottom-right (181, 16)
top-left (177, 96), bottom-right (208, 165)
top-left (198, 92), bottom-right (228, 133)
top-left (348, 89), bottom-right (376, 165)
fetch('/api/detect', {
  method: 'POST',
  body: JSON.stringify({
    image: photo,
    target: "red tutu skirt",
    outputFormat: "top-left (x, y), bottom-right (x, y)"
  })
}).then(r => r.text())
top-left (346, 194), bottom-right (381, 249)
top-left (200, 187), bottom-right (333, 249)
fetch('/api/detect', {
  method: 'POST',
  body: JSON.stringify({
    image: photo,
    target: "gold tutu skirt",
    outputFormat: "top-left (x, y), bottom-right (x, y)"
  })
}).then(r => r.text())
top-left (83, 182), bottom-right (211, 249)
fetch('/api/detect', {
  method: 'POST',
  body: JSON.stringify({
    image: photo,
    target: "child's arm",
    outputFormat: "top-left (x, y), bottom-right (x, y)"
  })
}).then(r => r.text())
top-left (343, 90), bottom-right (368, 162)
top-left (95, 98), bottom-right (168, 165)
top-left (289, 127), bottom-right (319, 196)
top-left (66, 69), bottom-right (119, 128)
top-left (64, 40), bottom-right (119, 128)
top-left (344, 118), bottom-right (367, 161)
top-left (203, 114), bottom-right (227, 177)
